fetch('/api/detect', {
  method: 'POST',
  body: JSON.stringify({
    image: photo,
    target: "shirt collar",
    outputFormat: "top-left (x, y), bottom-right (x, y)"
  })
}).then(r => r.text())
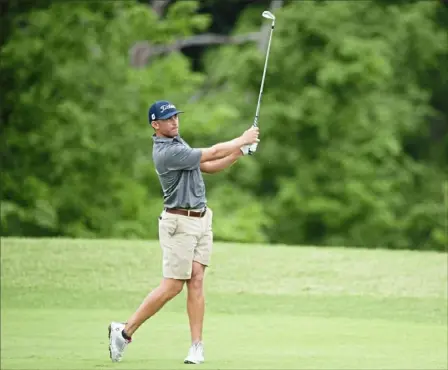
top-left (152, 134), bottom-right (181, 144)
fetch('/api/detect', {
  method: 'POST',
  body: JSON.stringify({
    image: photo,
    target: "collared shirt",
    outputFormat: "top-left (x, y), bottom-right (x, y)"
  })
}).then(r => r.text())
top-left (152, 134), bottom-right (206, 209)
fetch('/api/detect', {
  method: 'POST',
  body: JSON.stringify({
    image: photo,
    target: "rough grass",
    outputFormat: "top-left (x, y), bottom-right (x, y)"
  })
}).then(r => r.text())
top-left (1, 238), bottom-right (447, 369)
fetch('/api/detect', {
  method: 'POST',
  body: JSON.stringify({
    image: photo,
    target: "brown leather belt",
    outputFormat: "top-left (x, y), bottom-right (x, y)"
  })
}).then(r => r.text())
top-left (165, 208), bottom-right (207, 218)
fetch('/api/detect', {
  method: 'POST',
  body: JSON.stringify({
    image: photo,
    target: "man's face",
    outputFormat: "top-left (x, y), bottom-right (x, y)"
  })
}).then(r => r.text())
top-left (152, 114), bottom-right (179, 137)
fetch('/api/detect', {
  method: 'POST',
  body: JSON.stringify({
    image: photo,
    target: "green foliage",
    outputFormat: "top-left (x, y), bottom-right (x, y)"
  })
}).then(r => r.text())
top-left (2, 0), bottom-right (447, 250)
top-left (1, 1), bottom-right (206, 239)
top-left (201, 0), bottom-right (448, 250)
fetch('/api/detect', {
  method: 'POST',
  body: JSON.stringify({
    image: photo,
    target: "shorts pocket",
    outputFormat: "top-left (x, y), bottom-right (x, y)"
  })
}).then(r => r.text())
top-left (159, 213), bottom-right (178, 237)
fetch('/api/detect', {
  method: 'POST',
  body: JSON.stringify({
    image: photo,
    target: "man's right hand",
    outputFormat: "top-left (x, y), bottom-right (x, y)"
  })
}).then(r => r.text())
top-left (241, 126), bottom-right (260, 145)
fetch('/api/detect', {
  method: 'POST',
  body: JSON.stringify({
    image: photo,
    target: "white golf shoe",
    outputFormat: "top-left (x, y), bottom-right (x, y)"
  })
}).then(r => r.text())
top-left (184, 341), bottom-right (205, 364)
top-left (108, 322), bottom-right (131, 362)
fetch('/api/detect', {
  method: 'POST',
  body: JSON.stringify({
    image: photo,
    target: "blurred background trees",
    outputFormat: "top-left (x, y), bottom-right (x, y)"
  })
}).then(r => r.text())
top-left (2, 0), bottom-right (447, 251)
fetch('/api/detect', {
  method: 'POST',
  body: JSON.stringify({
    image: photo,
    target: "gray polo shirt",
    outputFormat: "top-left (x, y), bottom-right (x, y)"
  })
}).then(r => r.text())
top-left (152, 135), bottom-right (206, 209)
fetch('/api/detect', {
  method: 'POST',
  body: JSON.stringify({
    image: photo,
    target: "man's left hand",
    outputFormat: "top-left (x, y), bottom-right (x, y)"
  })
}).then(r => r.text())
top-left (240, 144), bottom-right (251, 156)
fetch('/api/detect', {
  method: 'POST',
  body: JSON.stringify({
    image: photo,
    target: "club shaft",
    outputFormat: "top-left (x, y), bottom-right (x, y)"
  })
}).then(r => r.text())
top-left (254, 23), bottom-right (275, 127)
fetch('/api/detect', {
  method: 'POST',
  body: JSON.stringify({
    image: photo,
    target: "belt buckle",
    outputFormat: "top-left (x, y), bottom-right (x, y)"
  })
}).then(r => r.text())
top-left (187, 209), bottom-right (191, 217)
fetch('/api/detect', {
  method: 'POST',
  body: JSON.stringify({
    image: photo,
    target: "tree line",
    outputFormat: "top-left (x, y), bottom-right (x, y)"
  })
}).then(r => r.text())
top-left (1, 0), bottom-right (447, 251)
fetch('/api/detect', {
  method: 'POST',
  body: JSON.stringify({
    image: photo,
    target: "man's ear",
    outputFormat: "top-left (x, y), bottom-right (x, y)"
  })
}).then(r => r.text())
top-left (151, 121), bottom-right (158, 130)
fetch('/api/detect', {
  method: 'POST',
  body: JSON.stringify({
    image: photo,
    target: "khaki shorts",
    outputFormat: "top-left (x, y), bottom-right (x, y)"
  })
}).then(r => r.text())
top-left (158, 207), bottom-right (213, 280)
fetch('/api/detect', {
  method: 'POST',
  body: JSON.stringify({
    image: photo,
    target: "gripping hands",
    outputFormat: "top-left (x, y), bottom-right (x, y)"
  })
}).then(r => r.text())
top-left (240, 126), bottom-right (260, 156)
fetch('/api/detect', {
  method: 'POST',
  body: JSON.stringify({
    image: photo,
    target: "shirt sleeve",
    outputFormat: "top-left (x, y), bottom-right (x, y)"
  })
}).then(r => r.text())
top-left (164, 144), bottom-right (202, 171)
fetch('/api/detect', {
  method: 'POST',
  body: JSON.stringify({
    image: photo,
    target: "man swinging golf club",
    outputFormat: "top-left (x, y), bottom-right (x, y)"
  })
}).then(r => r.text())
top-left (108, 9), bottom-right (275, 365)
top-left (107, 100), bottom-right (259, 364)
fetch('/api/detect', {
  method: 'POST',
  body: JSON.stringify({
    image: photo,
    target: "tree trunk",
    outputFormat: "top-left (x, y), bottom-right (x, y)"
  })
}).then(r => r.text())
top-left (150, 0), bottom-right (170, 18)
top-left (258, 0), bottom-right (283, 52)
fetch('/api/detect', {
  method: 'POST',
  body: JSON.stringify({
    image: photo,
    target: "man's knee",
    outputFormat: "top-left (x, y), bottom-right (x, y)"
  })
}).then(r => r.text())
top-left (188, 262), bottom-right (206, 292)
top-left (162, 278), bottom-right (184, 299)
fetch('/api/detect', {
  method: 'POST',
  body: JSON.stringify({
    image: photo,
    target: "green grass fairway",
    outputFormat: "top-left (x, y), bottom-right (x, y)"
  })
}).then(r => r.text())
top-left (1, 238), bottom-right (447, 370)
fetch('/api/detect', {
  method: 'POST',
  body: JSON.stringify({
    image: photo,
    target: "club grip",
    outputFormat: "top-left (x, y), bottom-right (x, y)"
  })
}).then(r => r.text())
top-left (248, 142), bottom-right (258, 155)
top-left (248, 119), bottom-right (259, 155)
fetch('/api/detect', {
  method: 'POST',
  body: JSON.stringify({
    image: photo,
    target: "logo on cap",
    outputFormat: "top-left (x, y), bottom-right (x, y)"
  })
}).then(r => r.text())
top-left (148, 100), bottom-right (184, 123)
top-left (160, 104), bottom-right (175, 113)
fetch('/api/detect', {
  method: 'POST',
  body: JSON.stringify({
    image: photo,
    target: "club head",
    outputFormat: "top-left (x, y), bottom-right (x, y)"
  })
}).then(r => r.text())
top-left (262, 11), bottom-right (276, 21)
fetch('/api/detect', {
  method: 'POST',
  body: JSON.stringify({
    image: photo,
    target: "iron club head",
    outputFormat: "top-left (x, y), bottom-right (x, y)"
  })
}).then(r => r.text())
top-left (262, 11), bottom-right (275, 21)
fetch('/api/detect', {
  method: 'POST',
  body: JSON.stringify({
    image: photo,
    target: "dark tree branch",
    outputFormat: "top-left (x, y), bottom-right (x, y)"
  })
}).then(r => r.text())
top-left (130, 0), bottom-right (284, 67)
top-left (130, 32), bottom-right (261, 67)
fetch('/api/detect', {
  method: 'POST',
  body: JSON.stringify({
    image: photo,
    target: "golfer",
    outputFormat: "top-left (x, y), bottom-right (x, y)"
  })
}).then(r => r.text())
top-left (108, 100), bottom-right (260, 364)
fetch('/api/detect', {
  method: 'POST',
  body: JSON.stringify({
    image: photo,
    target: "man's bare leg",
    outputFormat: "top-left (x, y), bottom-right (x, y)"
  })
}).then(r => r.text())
top-left (124, 278), bottom-right (184, 337)
top-left (186, 261), bottom-right (206, 343)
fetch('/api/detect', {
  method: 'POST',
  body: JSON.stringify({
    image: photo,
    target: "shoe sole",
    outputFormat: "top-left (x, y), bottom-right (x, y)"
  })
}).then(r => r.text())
top-left (108, 324), bottom-right (112, 361)
top-left (184, 359), bottom-right (204, 364)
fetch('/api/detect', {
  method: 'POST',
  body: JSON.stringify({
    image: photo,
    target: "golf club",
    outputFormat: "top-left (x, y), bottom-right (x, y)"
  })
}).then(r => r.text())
top-left (249, 10), bottom-right (276, 155)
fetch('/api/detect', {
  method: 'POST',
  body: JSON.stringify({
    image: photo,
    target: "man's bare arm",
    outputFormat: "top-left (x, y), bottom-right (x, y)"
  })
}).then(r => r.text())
top-left (199, 127), bottom-right (259, 163)
top-left (200, 149), bottom-right (243, 174)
